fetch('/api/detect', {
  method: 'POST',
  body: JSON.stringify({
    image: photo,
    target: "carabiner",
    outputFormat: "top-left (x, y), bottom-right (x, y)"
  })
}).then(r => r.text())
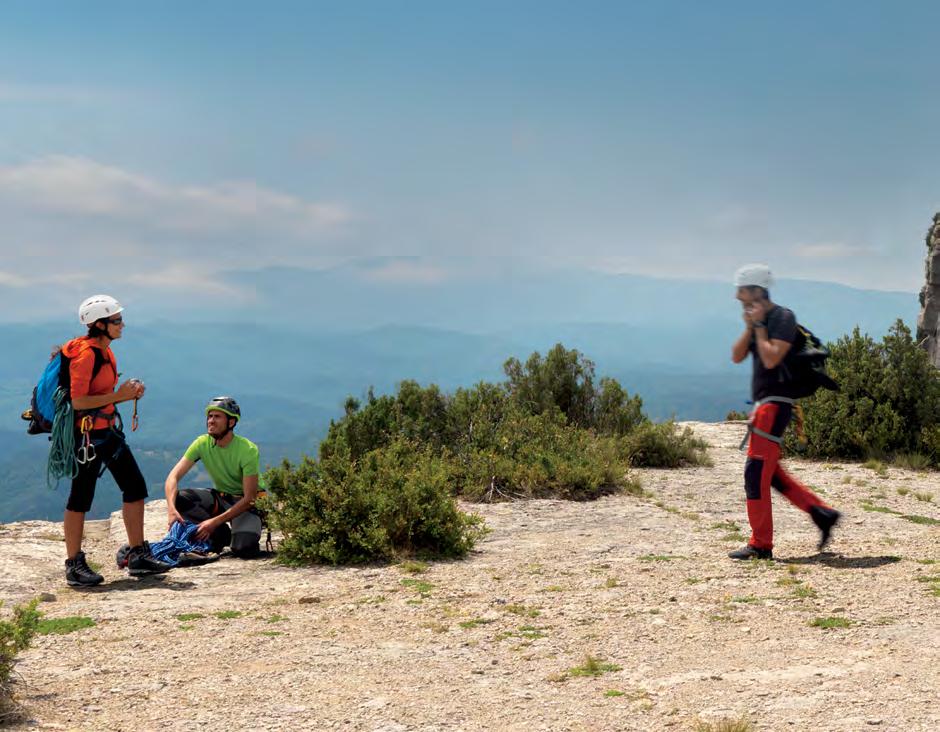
top-left (132, 398), bottom-right (139, 432)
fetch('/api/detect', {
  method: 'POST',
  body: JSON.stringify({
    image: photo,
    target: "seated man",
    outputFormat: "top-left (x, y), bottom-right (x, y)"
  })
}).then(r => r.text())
top-left (164, 396), bottom-right (263, 558)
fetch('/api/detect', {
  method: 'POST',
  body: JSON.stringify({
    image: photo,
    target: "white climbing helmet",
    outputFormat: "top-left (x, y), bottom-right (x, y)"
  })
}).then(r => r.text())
top-left (733, 263), bottom-right (773, 290)
top-left (78, 294), bottom-right (124, 325)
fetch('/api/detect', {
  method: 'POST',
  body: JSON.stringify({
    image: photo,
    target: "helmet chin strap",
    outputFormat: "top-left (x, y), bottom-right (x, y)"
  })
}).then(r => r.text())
top-left (211, 418), bottom-right (237, 445)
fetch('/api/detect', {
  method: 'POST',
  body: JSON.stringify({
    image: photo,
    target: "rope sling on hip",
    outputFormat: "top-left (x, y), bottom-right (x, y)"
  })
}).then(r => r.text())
top-left (738, 396), bottom-right (806, 451)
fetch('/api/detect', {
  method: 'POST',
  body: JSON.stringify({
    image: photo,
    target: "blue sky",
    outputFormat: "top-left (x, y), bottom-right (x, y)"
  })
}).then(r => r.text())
top-left (0, 1), bottom-right (937, 318)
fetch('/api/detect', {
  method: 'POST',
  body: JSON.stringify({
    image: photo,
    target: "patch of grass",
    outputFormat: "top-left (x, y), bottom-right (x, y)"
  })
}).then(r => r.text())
top-left (893, 452), bottom-right (932, 472)
top-left (256, 630), bottom-right (283, 637)
top-left (36, 616), bottom-right (95, 635)
top-left (809, 616), bottom-right (852, 629)
top-left (841, 475), bottom-right (854, 485)
top-left (604, 689), bottom-right (625, 697)
top-left (730, 595), bottom-right (759, 604)
top-left (603, 577), bottom-right (619, 589)
top-left (459, 618), bottom-right (495, 629)
top-left (680, 512), bottom-right (701, 521)
top-left (915, 559), bottom-right (937, 565)
top-left (38, 533), bottom-right (63, 542)
top-left (863, 459), bottom-right (888, 477)
top-left (913, 491), bottom-right (934, 503)
top-left (422, 621), bottom-right (449, 633)
top-left (860, 502), bottom-right (900, 515)
top-left (775, 577), bottom-right (800, 587)
top-left (214, 610), bottom-right (242, 620)
top-left (914, 574), bottom-right (940, 583)
top-left (792, 585), bottom-right (818, 599)
top-left (504, 604), bottom-right (540, 618)
top-left (685, 577), bottom-right (703, 585)
top-left (517, 625), bottom-right (547, 639)
top-left (265, 614), bottom-right (287, 623)
top-left (175, 613), bottom-right (205, 622)
top-left (721, 532), bottom-right (747, 542)
top-left (400, 578), bottom-right (435, 597)
top-left (896, 487), bottom-right (910, 497)
top-left (567, 655), bottom-right (622, 678)
top-left (902, 514), bottom-right (940, 526)
top-left (694, 717), bottom-right (754, 732)
top-left (638, 554), bottom-right (681, 562)
top-left (398, 560), bottom-right (429, 574)
top-left (179, 624), bottom-right (194, 631)
top-left (541, 585), bottom-right (565, 593)
top-left (355, 595), bottom-right (387, 605)
top-left (708, 614), bottom-right (734, 623)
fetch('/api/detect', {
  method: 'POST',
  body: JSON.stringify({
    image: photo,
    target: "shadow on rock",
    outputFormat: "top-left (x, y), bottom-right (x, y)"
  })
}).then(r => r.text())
top-left (780, 553), bottom-right (902, 569)
top-left (78, 575), bottom-right (197, 593)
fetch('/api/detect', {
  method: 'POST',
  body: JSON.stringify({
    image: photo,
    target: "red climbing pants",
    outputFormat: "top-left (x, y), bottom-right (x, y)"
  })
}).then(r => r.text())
top-left (744, 401), bottom-right (830, 550)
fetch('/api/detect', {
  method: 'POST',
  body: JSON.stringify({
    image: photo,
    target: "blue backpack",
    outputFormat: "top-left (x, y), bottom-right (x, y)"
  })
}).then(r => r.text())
top-left (22, 343), bottom-right (108, 435)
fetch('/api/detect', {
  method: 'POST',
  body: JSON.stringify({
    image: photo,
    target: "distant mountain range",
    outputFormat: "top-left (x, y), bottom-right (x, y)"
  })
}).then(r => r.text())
top-left (0, 264), bottom-right (917, 522)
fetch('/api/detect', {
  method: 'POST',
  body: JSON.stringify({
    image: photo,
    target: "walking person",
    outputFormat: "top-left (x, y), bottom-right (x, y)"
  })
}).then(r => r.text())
top-left (730, 265), bottom-right (841, 559)
top-left (63, 295), bottom-right (172, 586)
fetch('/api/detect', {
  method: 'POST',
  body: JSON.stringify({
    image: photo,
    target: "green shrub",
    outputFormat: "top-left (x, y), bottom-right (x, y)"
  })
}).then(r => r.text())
top-left (266, 440), bottom-right (487, 564)
top-left (1, 599), bottom-right (40, 719)
top-left (503, 344), bottom-right (646, 435)
top-left (791, 321), bottom-right (940, 462)
top-left (447, 408), bottom-right (637, 501)
top-left (725, 410), bottom-right (749, 421)
top-left (619, 421), bottom-right (711, 468)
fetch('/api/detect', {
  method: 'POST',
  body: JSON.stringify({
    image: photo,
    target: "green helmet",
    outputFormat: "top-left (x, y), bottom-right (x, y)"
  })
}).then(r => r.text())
top-left (205, 396), bottom-right (240, 421)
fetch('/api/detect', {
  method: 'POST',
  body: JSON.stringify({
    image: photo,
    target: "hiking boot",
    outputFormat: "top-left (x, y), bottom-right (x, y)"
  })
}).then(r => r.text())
top-left (728, 544), bottom-right (773, 560)
top-left (810, 506), bottom-right (841, 550)
top-left (65, 551), bottom-right (104, 587)
top-left (126, 542), bottom-right (172, 576)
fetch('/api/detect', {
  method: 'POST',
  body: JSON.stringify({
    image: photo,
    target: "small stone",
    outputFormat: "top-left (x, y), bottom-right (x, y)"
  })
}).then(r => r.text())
top-left (38, 592), bottom-right (57, 603)
top-left (866, 721), bottom-right (883, 726)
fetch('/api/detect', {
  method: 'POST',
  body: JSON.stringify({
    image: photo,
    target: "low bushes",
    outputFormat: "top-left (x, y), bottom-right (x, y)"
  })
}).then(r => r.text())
top-left (1, 599), bottom-right (40, 720)
top-left (266, 344), bottom-right (710, 564)
top-left (789, 321), bottom-right (940, 464)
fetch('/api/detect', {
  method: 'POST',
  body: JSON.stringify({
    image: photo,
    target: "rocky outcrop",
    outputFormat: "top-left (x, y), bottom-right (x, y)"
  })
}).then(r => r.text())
top-left (917, 212), bottom-right (940, 365)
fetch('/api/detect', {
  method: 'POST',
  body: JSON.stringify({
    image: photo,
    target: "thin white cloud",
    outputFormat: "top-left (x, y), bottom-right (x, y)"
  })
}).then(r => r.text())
top-left (0, 81), bottom-right (112, 104)
top-left (793, 242), bottom-right (875, 259)
top-left (359, 260), bottom-right (451, 285)
top-left (0, 156), bottom-right (351, 234)
top-left (126, 265), bottom-right (244, 297)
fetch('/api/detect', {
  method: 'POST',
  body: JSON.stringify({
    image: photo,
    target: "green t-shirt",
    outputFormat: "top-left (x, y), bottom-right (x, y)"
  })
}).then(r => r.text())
top-left (183, 434), bottom-right (261, 496)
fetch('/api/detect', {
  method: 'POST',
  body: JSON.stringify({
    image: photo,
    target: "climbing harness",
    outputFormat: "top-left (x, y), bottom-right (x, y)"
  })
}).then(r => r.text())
top-left (738, 396), bottom-right (802, 451)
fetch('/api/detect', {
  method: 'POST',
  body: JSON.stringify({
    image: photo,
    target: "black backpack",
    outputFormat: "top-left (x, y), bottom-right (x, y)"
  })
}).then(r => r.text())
top-left (782, 324), bottom-right (839, 399)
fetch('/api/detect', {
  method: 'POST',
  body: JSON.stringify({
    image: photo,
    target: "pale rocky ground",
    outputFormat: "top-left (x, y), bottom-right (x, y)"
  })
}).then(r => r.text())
top-left (1, 421), bottom-right (938, 732)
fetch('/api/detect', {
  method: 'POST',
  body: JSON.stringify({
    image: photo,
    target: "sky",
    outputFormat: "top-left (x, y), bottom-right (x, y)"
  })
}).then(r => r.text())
top-left (0, 0), bottom-right (938, 321)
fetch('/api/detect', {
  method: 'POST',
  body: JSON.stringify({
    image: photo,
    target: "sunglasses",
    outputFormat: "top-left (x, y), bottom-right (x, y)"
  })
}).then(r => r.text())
top-left (107, 316), bottom-right (124, 325)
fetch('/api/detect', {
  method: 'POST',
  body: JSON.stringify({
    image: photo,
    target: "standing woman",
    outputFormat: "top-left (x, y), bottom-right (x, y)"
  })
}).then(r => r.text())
top-left (63, 294), bottom-right (171, 586)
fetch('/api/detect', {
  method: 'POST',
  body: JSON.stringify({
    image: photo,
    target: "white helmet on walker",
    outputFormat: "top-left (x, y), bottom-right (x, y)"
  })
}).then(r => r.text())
top-left (733, 264), bottom-right (773, 290)
top-left (79, 294), bottom-right (124, 325)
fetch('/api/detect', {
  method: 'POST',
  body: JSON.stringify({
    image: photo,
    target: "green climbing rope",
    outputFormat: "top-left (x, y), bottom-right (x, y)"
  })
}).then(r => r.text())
top-left (47, 387), bottom-right (78, 488)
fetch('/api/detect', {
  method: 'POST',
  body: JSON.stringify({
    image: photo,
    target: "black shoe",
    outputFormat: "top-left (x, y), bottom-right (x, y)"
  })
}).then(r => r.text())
top-left (810, 506), bottom-right (841, 550)
top-left (65, 551), bottom-right (104, 587)
top-left (126, 542), bottom-right (173, 576)
top-left (728, 544), bottom-right (773, 560)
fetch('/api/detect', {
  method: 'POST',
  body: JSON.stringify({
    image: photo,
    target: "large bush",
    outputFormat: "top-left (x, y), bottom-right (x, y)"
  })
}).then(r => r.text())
top-left (266, 440), bottom-right (486, 565)
top-left (267, 344), bottom-right (709, 564)
top-left (1, 599), bottom-right (40, 720)
top-left (792, 320), bottom-right (940, 460)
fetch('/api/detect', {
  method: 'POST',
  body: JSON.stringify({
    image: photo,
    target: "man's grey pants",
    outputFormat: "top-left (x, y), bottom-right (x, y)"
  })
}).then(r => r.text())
top-left (175, 488), bottom-right (262, 558)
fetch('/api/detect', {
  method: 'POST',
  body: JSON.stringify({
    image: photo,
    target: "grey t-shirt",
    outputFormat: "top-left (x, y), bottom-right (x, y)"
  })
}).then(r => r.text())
top-left (749, 305), bottom-right (798, 401)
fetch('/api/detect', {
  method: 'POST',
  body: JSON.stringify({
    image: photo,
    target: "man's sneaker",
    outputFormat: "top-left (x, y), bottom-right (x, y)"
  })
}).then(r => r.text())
top-left (810, 506), bottom-right (841, 550)
top-left (126, 542), bottom-right (173, 576)
top-left (65, 551), bottom-right (104, 587)
top-left (728, 544), bottom-right (773, 560)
